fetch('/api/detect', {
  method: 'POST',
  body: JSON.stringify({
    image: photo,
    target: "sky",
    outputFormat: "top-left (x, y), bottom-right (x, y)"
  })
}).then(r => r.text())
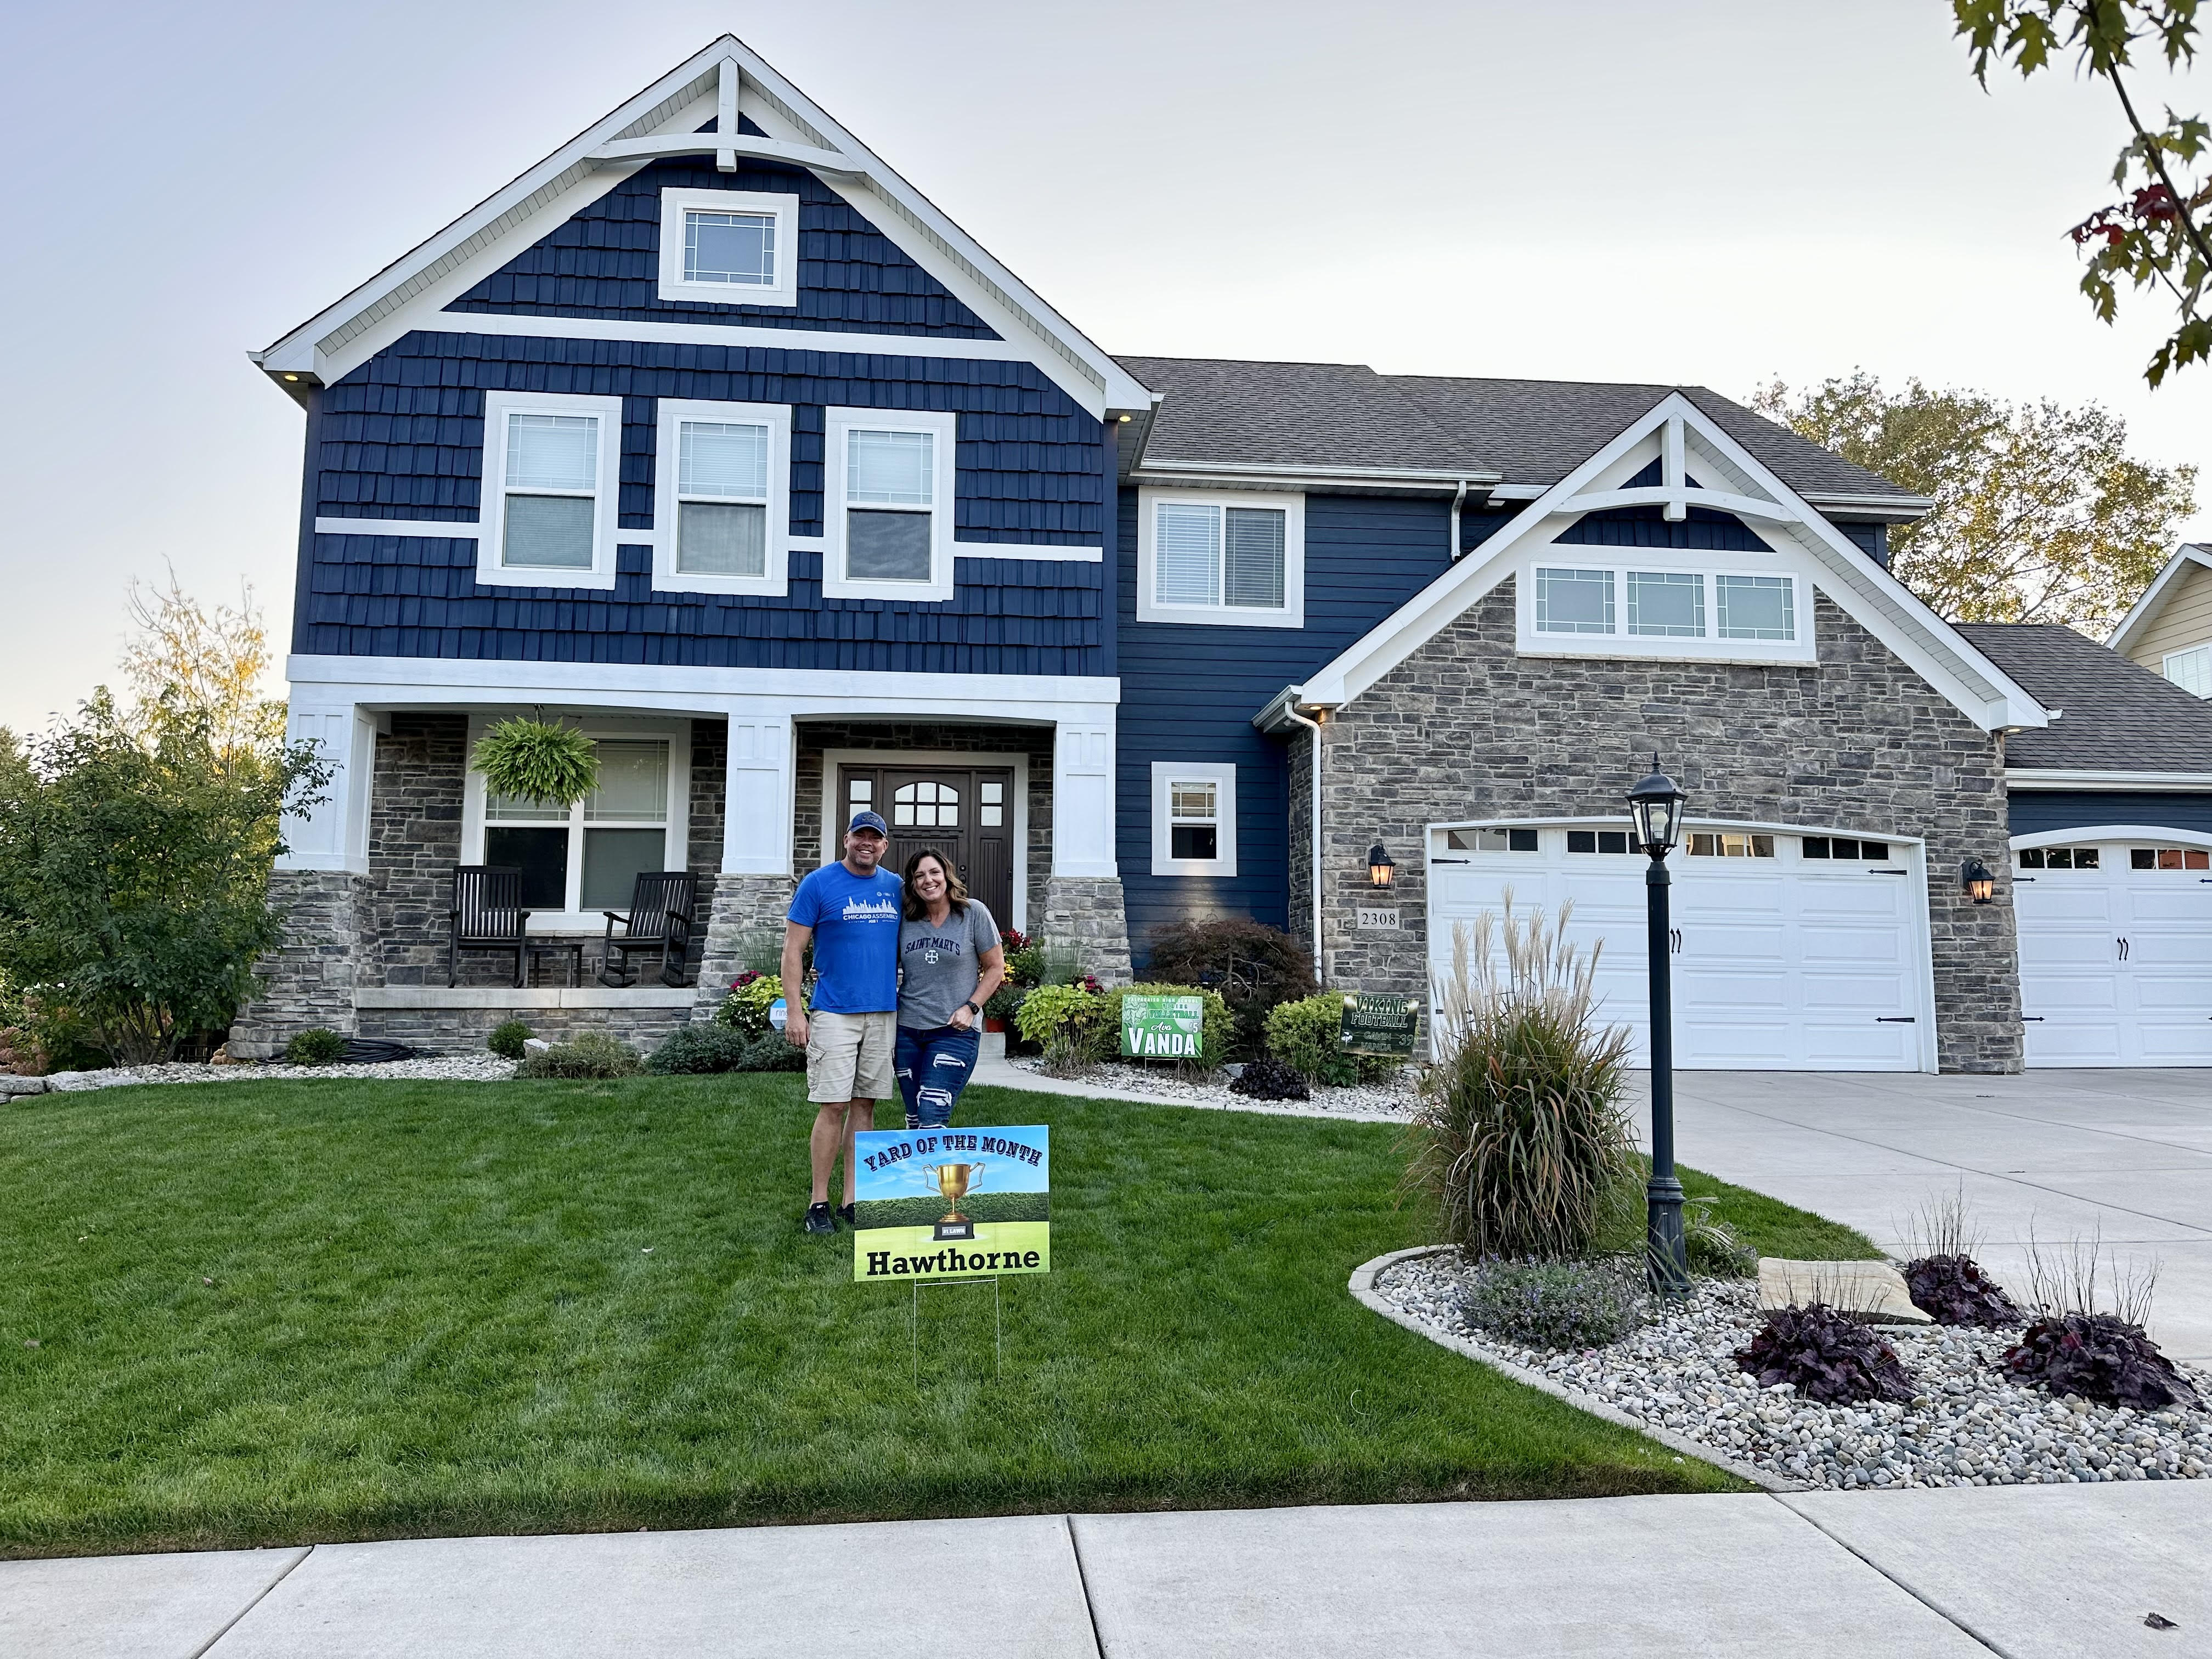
top-left (4, 0), bottom-right (2210, 735)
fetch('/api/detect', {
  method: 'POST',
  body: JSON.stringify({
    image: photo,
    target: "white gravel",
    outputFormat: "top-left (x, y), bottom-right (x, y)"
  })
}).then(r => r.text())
top-left (22, 1056), bottom-right (517, 1092)
top-left (1376, 1251), bottom-right (2212, 1491)
top-left (1008, 1054), bottom-right (1419, 1116)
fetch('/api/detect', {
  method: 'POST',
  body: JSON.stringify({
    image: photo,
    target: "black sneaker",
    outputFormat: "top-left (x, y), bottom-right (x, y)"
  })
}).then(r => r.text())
top-left (803, 1202), bottom-right (836, 1235)
top-left (836, 1203), bottom-right (856, 1228)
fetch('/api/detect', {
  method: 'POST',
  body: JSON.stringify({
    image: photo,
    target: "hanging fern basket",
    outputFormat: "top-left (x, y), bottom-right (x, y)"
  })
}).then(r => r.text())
top-left (471, 716), bottom-right (601, 807)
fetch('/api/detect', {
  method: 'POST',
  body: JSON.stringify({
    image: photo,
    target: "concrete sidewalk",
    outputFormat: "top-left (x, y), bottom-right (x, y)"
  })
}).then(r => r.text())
top-left (7, 1485), bottom-right (2207, 1657)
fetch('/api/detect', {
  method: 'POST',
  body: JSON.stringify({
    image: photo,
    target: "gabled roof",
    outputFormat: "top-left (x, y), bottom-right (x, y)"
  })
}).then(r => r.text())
top-left (1955, 623), bottom-right (2212, 774)
top-left (2106, 543), bottom-right (2212, 655)
top-left (253, 37), bottom-right (1152, 418)
top-left (1116, 356), bottom-right (1930, 512)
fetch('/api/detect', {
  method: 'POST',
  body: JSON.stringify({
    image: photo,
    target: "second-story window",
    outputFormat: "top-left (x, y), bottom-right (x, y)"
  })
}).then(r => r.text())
top-left (477, 389), bottom-right (624, 591)
top-left (652, 399), bottom-right (791, 595)
top-left (822, 408), bottom-right (958, 602)
top-left (1137, 490), bottom-right (1305, 628)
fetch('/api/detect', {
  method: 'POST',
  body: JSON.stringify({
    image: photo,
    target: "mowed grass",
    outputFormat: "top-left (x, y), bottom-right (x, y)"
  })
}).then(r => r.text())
top-left (0, 1075), bottom-right (1857, 1556)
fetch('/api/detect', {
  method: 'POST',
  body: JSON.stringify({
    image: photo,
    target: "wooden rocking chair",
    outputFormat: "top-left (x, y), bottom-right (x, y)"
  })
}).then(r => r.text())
top-left (601, 871), bottom-right (699, 988)
top-left (448, 866), bottom-right (531, 988)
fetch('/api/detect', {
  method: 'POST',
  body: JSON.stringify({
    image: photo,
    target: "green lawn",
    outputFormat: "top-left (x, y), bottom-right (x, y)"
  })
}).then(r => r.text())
top-left (0, 1075), bottom-right (1861, 1557)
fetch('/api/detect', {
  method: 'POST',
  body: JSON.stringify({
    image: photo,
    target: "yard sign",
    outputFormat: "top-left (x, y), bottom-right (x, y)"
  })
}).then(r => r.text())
top-left (1121, 993), bottom-right (1204, 1058)
top-left (1339, 992), bottom-right (1418, 1057)
top-left (852, 1125), bottom-right (1050, 1283)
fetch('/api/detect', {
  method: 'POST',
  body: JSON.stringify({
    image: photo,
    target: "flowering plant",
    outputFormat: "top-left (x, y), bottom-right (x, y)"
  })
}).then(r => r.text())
top-left (715, 972), bottom-right (785, 1037)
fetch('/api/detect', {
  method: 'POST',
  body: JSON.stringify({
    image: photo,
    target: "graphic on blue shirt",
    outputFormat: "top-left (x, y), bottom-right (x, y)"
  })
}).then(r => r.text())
top-left (788, 862), bottom-right (903, 1013)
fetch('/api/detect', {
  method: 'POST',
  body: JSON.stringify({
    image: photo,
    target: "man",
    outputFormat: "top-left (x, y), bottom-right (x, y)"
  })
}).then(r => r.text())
top-left (783, 810), bottom-right (902, 1235)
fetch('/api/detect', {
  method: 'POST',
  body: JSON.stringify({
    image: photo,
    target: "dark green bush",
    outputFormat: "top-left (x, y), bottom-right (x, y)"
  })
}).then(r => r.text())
top-left (1264, 994), bottom-right (1396, 1086)
top-left (283, 1028), bottom-right (347, 1066)
top-left (737, 1032), bottom-right (808, 1073)
top-left (1143, 917), bottom-right (1316, 1058)
top-left (487, 1019), bottom-right (534, 1060)
top-left (647, 1022), bottom-right (753, 1075)
top-left (515, 1032), bottom-right (643, 1080)
top-left (1457, 1258), bottom-right (1646, 1350)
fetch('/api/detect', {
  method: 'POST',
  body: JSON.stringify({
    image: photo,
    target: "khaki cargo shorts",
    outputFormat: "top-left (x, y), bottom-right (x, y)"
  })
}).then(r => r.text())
top-left (805, 1009), bottom-right (897, 1103)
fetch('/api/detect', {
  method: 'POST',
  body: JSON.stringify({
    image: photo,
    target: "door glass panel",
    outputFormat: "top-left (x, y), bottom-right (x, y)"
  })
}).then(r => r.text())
top-left (484, 827), bottom-right (569, 910)
top-left (582, 828), bottom-right (667, 910)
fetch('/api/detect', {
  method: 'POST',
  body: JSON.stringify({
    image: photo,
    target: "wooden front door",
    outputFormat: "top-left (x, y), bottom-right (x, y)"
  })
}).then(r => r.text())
top-left (834, 763), bottom-right (1016, 928)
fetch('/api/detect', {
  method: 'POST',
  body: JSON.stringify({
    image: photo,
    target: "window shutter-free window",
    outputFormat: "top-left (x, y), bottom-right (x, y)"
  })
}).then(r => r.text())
top-left (684, 209), bottom-right (776, 287)
top-left (1535, 568), bottom-right (1613, 633)
top-left (1223, 508), bottom-right (1285, 608)
top-left (501, 413), bottom-right (599, 569)
top-left (1627, 571), bottom-right (1703, 636)
top-left (676, 420), bottom-right (769, 576)
top-left (1169, 778), bottom-right (1219, 860)
top-left (2166, 643), bottom-right (2212, 697)
top-left (1716, 574), bottom-right (1795, 640)
top-left (845, 428), bottom-right (934, 582)
top-left (1154, 503), bottom-right (1220, 606)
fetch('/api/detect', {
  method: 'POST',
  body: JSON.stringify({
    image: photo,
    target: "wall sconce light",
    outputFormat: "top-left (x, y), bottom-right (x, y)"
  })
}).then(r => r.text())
top-left (1960, 858), bottom-right (1995, 905)
top-left (1367, 841), bottom-right (1396, 889)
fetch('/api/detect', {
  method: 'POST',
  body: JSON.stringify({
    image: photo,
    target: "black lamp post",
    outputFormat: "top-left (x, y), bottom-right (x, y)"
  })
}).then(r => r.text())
top-left (1627, 757), bottom-right (1691, 1295)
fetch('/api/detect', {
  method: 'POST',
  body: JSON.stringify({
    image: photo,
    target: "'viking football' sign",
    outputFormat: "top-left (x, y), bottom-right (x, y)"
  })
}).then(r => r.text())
top-left (1339, 992), bottom-right (1418, 1057)
top-left (852, 1125), bottom-right (1050, 1282)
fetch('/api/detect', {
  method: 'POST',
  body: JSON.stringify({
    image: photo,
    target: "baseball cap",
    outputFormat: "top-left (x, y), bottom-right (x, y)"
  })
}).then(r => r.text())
top-left (848, 810), bottom-right (889, 837)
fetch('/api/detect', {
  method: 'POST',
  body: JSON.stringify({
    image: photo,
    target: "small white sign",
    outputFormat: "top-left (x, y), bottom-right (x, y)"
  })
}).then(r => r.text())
top-left (1356, 905), bottom-right (1402, 932)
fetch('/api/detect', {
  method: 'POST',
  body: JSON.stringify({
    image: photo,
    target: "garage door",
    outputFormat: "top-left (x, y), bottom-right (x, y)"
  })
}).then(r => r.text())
top-left (2015, 839), bottom-right (2212, 1067)
top-left (1426, 823), bottom-right (1931, 1070)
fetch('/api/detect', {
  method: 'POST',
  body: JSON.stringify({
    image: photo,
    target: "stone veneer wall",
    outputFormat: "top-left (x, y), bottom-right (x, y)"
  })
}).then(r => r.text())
top-left (1297, 580), bottom-right (2022, 1074)
top-left (226, 870), bottom-right (370, 1059)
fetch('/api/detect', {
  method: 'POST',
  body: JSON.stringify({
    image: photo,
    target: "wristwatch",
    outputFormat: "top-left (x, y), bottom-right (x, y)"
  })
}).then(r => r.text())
top-left (961, 1000), bottom-right (981, 1018)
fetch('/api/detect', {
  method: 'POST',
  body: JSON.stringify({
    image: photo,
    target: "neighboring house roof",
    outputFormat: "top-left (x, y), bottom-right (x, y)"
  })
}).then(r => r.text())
top-left (1955, 623), bottom-right (2212, 775)
top-left (2106, 543), bottom-right (2212, 656)
top-left (1115, 356), bottom-right (1930, 514)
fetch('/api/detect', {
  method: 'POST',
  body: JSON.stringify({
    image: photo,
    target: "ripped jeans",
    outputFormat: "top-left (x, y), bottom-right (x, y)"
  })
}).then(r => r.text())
top-left (894, 1025), bottom-right (982, 1131)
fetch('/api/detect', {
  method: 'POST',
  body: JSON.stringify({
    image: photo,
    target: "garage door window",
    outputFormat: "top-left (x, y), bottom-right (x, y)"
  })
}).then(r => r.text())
top-left (2018, 847), bottom-right (2100, 870)
top-left (1803, 837), bottom-right (1890, 860)
top-left (1446, 827), bottom-right (1539, 851)
top-left (1566, 830), bottom-right (1632, 853)
top-left (2132, 846), bottom-right (2211, 870)
top-left (1688, 832), bottom-right (1774, 857)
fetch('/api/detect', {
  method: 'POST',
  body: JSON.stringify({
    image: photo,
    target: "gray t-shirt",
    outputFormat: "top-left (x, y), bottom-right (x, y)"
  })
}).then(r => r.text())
top-left (897, 900), bottom-right (1002, 1031)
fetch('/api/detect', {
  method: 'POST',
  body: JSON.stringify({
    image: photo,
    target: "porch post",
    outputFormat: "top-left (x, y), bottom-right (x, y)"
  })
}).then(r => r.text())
top-left (1042, 706), bottom-right (1132, 983)
top-left (696, 708), bottom-right (797, 1006)
top-left (275, 703), bottom-right (377, 874)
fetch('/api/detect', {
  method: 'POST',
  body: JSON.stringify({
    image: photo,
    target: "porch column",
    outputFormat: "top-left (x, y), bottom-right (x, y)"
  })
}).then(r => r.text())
top-left (1042, 705), bottom-right (1133, 983)
top-left (697, 708), bottom-right (797, 1006)
top-left (275, 703), bottom-right (378, 874)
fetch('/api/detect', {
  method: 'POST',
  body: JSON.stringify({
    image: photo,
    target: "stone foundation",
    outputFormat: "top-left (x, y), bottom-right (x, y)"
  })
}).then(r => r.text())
top-left (1039, 874), bottom-right (1134, 985)
top-left (227, 870), bottom-right (371, 1059)
top-left (694, 873), bottom-right (799, 1012)
top-left (357, 1002), bottom-right (697, 1055)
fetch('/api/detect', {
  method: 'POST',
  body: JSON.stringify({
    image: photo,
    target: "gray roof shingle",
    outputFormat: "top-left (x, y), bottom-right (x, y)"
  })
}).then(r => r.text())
top-left (1115, 356), bottom-right (1923, 506)
top-left (1954, 623), bottom-right (2212, 773)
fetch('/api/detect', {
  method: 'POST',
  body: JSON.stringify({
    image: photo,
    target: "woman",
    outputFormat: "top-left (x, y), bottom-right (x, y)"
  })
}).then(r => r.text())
top-left (894, 849), bottom-right (1006, 1131)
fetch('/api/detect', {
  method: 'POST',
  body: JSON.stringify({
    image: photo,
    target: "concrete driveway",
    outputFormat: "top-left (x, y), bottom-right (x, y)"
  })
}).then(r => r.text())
top-left (1637, 1069), bottom-right (2212, 1363)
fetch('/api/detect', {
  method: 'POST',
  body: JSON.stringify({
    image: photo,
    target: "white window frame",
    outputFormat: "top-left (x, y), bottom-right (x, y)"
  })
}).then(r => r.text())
top-left (1515, 559), bottom-right (1814, 665)
top-left (651, 398), bottom-right (791, 595)
top-left (656, 188), bottom-right (800, 308)
top-left (822, 407), bottom-right (959, 603)
top-left (1136, 489), bottom-right (1306, 628)
top-left (1150, 761), bottom-right (1237, 877)
top-left (2163, 641), bottom-right (2212, 697)
top-left (461, 717), bottom-right (691, 934)
top-left (476, 389), bottom-right (625, 592)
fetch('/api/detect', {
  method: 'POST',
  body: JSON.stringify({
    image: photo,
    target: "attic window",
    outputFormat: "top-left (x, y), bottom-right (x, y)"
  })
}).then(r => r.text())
top-left (658, 189), bottom-right (799, 307)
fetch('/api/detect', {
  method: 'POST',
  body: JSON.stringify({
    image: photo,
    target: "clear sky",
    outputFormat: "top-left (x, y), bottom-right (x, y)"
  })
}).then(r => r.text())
top-left (4, 0), bottom-right (2208, 735)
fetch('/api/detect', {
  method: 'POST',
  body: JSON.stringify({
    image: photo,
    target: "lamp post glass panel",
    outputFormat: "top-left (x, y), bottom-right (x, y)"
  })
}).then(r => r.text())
top-left (1627, 761), bottom-right (1691, 1294)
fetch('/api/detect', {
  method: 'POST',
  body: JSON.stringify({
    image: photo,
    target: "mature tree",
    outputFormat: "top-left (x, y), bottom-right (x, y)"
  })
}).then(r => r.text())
top-left (121, 571), bottom-right (286, 756)
top-left (1955, 1), bottom-right (2212, 385)
top-left (1752, 372), bottom-right (2195, 630)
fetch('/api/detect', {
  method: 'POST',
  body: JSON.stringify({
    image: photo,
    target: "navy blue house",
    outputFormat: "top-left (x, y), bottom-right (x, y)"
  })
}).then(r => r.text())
top-left (234, 37), bottom-right (2212, 1073)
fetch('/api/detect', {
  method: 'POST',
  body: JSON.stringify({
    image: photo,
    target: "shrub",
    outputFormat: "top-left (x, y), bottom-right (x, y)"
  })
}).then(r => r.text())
top-left (1228, 1058), bottom-right (1310, 1101)
top-left (982, 983), bottom-right (1025, 1025)
top-left (2002, 1313), bottom-right (2202, 1409)
top-left (1265, 994), bottom-right (1397, 1086)
top-left (1403, 900), bottom-right (1639, 1259)
top-left (647, 1022), bottom-right (753, 1075)
top-left (1012, 981), bottom-right (1108, 1071)
top-left (487, 1019), bottom-right (534, 1060)
top-left (516, 1032), bottom-right (643, 1080)
top-left (1903, 1255), bottom-right (2023, 1326)
top-left (1099, 983), bottom-right (1234, 1066)
top-left (1734, 1303), bottom-right (1916, 1405)
top-left (1144, 916), bottom-right (1316, 1058)
top-left (283, 1027), bottom-right (347, 1066)
top-left (1458, 1258), bottom-right (1646, 1350)
top-left (714, 971), bottom-right (784, 1037)
top-left (737, 1032), bottom-right (808, 1073)
top-left (1003, 935), bottom-right (1047, 987)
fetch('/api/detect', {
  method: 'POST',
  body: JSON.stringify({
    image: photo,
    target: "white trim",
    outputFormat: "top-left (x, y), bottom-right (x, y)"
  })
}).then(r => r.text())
top-left (2011, 825), bottom-right (2212, 851)
top-left (1135, 488), bottom-right (1305, 629)
top-left (2006, 768), bottom-right (2212, 791)
top-left (1283, 392), bottom-right (2046, 732)
top-left (311, 516), bottom-right (1097, 562)
top-left (461, 715), bottom-right (691, 933)
top-left (356, 986), bottom-right (698, 1009)
top-left (317, 516), bottom-right (483, 540)
top-left (651, 398), bottom-right (791, 595)
top-left (1515, 560), bottom-right (1815, 667)
top-left (475, 389), bottom-right (626, 591)
top-left (655, 188), bottom-right (799, 307)
top-left (1150, 761), bottom-right (1237, 877)
top-left (419, 308), bottom-right (1040, 363)
top-left (822, 407), bottom-right (958, 602)
top-left (817, 748), bottom-right (1031, 930)
top-left (2108, 544), bottom-right (2212, 654)
top-left (955, 538), bottom-right (1101, 560)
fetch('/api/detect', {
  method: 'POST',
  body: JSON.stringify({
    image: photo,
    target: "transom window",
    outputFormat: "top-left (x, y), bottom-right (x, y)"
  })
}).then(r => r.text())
top-left (482, 738), bottom-right (675, 915)
top-left (1566, 830), bottom-right (1633, 854)
top-left (1446, 828), bottom-right (1539, 851)
top-left (1535, 568), bottom-right (1613, 634)
top-left (1138, 491), bottom-right (1305, 628)
top-left (1626, 571), bottom-right (1703, 637)
top-left (893, 780), bottom-right (960, 828)
top-left (685, 209), bottom-right (775, 288)
top-left (823, 409), bottom-right (957, 601)
top-left (657, 189), bottom-right (799, 306)
top-left (2165, 643), bottom-right (2212, 697)
top-left (2131, 846), bottom-right (2211, 870)
top-left (1803, 836), bottom-right (1891, 861)
top-left (1688, 832), bottom-right (1775, 858)
top-left (1525, 565), bottom-right (1804, 657)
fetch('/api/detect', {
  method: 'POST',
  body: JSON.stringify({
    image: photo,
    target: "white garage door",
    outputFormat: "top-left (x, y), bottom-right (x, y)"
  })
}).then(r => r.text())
top-left (2015, 839), bottom-right (2212, 1067)
top-left (1426, 823), bottom-right (1931, 1071)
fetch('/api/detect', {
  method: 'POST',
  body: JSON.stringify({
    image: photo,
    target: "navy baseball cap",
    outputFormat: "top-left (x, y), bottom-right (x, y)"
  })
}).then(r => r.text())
top-left (848, 810), bottom-right (889, 837)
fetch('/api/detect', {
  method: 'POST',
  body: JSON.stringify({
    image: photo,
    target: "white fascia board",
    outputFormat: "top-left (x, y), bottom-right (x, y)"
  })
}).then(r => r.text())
top-left (1804, 491), bottom-right (1936, 520)
top-left (2005, 767), bottom-right (2212, 791)
top-left (2107, 544), bottom-right (2212, 653)
top-left (1290, 391), bottom-right (2048, 732)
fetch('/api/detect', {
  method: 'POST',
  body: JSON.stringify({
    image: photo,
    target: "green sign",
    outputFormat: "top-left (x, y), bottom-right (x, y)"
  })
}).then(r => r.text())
top-left (1121, 992), bottom-right (1204, 1058)
top-left (1339, 992), bottom-right (1417, 1057)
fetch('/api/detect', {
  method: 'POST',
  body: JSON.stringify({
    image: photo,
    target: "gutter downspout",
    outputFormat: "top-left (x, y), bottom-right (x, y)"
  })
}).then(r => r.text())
top-left (1279, 703), bottom-right (1325, 981)
top-left (1448, 479), bottom-right (1467, 561)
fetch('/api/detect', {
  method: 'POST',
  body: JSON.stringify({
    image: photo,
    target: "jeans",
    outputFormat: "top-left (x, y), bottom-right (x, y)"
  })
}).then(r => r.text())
top-left (895, 1025), bottom-right (981, 1130)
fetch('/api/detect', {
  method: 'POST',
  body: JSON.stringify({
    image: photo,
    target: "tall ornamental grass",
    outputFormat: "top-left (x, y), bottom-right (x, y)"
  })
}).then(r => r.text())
top-left (1406, 899), bottom-right (1639, 1260)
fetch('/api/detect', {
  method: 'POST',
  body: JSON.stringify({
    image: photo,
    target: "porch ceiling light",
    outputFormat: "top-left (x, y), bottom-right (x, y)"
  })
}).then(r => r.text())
top-left (1626, 756), bottom-right (1686, 856)
top-left (1961, 857), bottom-right (1995, 905)
top-left (1367, 840), bottom-right (1396, 889)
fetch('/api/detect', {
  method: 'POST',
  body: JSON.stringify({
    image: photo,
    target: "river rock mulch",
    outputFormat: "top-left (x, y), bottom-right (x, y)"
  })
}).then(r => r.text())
top-left (1008, 1055), bottom-right (1419, 1118)
top-left (1375, 1250), bottom-right (2212, 1491)
top-left (8, 1056), bottom-right (517, 1094)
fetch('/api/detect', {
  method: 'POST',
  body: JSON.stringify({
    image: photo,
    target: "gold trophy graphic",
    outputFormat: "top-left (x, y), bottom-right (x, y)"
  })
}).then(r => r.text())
top-left (922, 1160), bottom-right (986, 1241)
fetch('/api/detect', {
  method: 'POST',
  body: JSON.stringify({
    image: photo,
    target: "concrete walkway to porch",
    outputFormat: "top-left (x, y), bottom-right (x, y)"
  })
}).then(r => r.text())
top-left (1637, 1069), bottom-right (2212, 1364)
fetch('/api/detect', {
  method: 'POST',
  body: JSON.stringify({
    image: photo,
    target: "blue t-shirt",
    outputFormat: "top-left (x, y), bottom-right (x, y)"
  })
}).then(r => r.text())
top-left (788, 862), bottom-right (903, 1013)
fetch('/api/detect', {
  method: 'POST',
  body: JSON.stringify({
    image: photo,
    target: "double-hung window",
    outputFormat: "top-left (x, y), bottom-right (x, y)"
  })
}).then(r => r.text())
top-left (657, 189), bottom-right (800, 306)
top-left (652, 399), bottom-right (791, 594)
top-left (477, 389), bottom-right (625, 591)
top-left (1522, 563), bottom-right (1809, 662)
top-left (1152, 762), bottom-right (1237, 876)
top-left (473, 725), bottom-right (691, 925)
top-left (1138, 490), bottom-right (1305, 627)
top-left (822, 408), bottom-right (958, 602)
top-left (2164, 642), bottom-right (2212, 697)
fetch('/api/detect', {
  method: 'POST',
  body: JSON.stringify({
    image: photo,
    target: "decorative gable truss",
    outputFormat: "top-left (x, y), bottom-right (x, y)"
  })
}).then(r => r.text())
top-left (1267, 392), bottom-right (2048, 733)
top-left (250, 37), bottom-right (1153, 420)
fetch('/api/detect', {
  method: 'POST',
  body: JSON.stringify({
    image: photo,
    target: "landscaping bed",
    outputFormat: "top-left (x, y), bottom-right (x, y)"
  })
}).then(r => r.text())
top-left (1007, 1054), bottom-right (1418, 1117)
top-left (1374, 1251), bottom-right (2212, 1492)
top-left (7, 1056), bottom-right (516, 1093)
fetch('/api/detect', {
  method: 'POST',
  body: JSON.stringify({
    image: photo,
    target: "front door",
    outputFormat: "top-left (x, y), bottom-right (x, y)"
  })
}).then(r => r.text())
top-left (834, 763), bottom-right (1016, 927)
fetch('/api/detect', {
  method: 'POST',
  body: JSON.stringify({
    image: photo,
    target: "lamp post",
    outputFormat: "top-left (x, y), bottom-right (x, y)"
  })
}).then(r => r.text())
top-left (1627, 758), bottom-right (1690, 1295)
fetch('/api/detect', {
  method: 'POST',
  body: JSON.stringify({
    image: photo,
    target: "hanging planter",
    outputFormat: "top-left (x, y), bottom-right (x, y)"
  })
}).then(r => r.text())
top-left (471, 716), bottom-right (600, 807)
